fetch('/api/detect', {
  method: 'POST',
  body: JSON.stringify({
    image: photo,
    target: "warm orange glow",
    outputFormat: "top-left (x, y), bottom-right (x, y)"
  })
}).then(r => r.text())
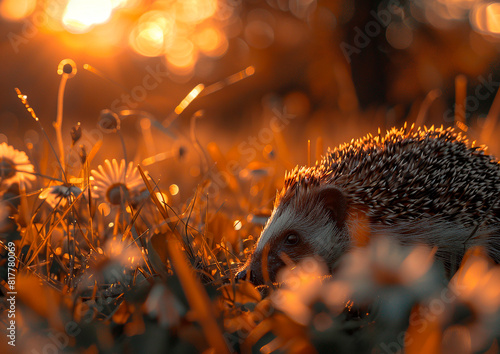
top-left (110, 0), bottom-right (133, 9)
top-left (57, 24), bottom-right (124, 57)
top-left (272, 258), bottom-right (328, 325)
top-left (62, 0), bottom-right (114, 33)
top-left (98, 202), bottom-right (111, 216)
top-left (167, 51), bottom-right (197, 72)
top-left (18, 0), bottom-right (233, 69)
top-left (195, 27), bottom-right (228, 57)
top-left (126, 2), bottom-right (231, 68)
top-left (105, 237), bottom-right (142, 266)
top-left (57, 59), bottom-right (77, 77)
top-left (461, 256), bottom-right (489, 296)
top-left (0, 0), bottom-right (36, 20)
top-left (478, 268), bottom-right (500, 309)
top-left (471, 2), bottom-right (500, 36)
top-left (130, 22), bottom-right (165, 57)
top-left (195, 27), bottom-right (220, 52)
top-left (399, 246), bottom-right (435, 284)
top-left (190, 166), bottom-right (201, 177)
top-left (0, 0), bottom-right (238, 74)
top-left (405, 305), bottom-right (442, 354)
top-left (470, 5), bottom-right (485, 32)
top-left (174, 84), bottom-right (204, 114)
top-left (486, 3), bottom-right (500, 34)
top-left (129, 11), bottom-right (176, 57)
top-left (166, 36), bottom-right (195, 58)
top-left (169, 184), bottom-right (179, 195)
top-left (155, 192), bottom-right (169, 204)
top-left (450, 250), bottom-right (500, 320)
top-left (175, 0), bottom-right (217, 24)
top-left (245, 66), bottom-right (256, 76)
top-left (166, 36), bottom-right (198, 70)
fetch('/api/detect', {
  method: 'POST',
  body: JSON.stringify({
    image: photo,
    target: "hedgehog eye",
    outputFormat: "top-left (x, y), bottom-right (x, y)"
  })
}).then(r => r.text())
top-left (284, 233), bottom-right (300, 246)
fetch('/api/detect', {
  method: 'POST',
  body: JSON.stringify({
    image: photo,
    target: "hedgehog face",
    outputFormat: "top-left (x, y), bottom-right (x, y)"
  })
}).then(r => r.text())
top-left (237, 186), bottom-right (349, 285)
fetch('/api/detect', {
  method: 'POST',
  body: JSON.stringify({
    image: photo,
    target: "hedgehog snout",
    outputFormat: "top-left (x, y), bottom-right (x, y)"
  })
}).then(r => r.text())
top-left (235, 268), bottom-right (247, 281)
top-left (235, 255), bottom-right (278, 286)
top-left (235, 267), bottom-right (261, 284)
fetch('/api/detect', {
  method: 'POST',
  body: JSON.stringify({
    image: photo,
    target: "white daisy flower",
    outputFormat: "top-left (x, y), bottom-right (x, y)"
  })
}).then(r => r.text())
top-left (0, 142), bottom-right (36, 189)
top-left (91, 159), bottom-right (145, 205)
top-left (39, 183), bottom-right (82, 209)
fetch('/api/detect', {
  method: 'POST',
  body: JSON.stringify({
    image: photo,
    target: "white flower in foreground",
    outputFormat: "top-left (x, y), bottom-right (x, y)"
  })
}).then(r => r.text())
top-left (0, 142), bottom-right (36, 189)
top-left (91, 159), bottom-right (144, 205)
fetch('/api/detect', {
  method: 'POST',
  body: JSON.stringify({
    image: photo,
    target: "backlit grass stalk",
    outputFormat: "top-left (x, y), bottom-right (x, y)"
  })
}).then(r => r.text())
top-left (55, 73), bottom-right (67, 166)
top-left (15, 88), bottom-right (67, 182)
top-left (167, 237), bottom-right (231, 354)
top-left (24, 191), bottom-right (84, 268)
top-left (137, 165), bottom-right (191, 256)
top-left (454, 74), bottom-right (467, 127)
top-left (55, 59), bottom-right (77, 175)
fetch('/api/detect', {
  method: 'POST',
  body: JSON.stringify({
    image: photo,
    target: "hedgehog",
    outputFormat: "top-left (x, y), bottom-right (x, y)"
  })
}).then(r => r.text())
top-left (237, 125), bottom-right (500, 285)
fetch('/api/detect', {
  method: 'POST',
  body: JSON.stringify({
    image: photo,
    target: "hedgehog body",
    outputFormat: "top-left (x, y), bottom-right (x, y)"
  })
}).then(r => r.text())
top-left (238, 126), bottom-right (500, 285)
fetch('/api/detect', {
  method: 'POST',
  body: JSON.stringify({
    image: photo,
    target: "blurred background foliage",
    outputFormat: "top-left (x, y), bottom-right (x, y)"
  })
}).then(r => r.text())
top-left (1, 0), bottom-right (500, 188)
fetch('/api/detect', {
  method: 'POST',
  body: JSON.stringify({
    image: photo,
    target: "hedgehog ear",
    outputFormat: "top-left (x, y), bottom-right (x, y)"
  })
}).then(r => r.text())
top-left (317, 186), bottom-right (347, 228)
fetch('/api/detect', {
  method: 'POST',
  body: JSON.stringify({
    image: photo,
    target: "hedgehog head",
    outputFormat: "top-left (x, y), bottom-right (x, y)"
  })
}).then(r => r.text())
top-left (237, 178), bottom-right (349, 285)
